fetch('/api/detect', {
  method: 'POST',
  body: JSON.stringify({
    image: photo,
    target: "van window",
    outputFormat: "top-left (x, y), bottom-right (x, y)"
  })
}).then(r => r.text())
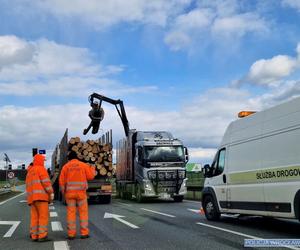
top-left (216, 148), bottom-right (226, 175)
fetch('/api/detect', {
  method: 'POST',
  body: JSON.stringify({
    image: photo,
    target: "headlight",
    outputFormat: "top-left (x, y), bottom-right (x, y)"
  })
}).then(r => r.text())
top-left (148, 171), bottom-right (157, 180)
top-left (178, 170), bottom-right (185, 179)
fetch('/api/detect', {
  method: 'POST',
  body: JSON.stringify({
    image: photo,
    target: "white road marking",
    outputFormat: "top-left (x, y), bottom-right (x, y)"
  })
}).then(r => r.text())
top-left (54, 241), bottom-right (69, 250)
top-left (196, 222), bottom-right (298, 250)
top-left (0, 221), bottom-right (21, 238)
top-left (104, 212), bottom-right (139, 229)
top-left (50, 206), bottom-right (55, 210)
top-left (19, 200), bottom-right (27, 203)
top-left (0, 192), bottom-right (25, 206)
top-left (50, 212), bottom-right (58, 217)
top-left (188, 208), bottom-right (200, 214)
top-left (183, 199), bottom-right (201, 204)
top-left (141, 208), bottom-right (176, 218)
top-left (51, 221), bottom-right (63, 231)
top-left (116, 202), bottom-right (132, 207)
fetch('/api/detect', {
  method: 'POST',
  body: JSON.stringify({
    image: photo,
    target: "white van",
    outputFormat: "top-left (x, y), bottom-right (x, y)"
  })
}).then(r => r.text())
top-left (202, 97), bottom-right (300, 221)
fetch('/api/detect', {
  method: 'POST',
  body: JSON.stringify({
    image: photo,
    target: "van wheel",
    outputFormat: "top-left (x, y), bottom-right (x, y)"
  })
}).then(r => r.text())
top-left (203, 196), bottom-right (220, 221)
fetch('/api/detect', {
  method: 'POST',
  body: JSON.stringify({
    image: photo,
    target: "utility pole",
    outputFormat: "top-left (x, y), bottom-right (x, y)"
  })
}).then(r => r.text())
top-left (3, 153), bottom-right (11, 188)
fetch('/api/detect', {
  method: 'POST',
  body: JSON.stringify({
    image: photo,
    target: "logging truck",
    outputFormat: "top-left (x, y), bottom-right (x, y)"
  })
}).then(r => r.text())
top-left (82, 93), bottom-right (189, 202)
top-left (51, 129), bottom-right (113, 204)
top-left (116, 131), bottom-right (189, 202)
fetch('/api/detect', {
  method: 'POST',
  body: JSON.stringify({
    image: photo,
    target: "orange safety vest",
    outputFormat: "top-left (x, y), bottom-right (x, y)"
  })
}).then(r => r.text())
top-left (59, 159), bottom-right (96, 199)
top-left (26, 154), bottom-right (53, 205)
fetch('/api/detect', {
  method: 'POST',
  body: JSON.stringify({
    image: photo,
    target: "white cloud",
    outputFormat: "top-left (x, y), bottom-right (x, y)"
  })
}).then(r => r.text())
top-left (282, 0), bottom-right (300, 12)
top-left (164, 2), bottom-right (269, 51)
top-left (2, 81), bottom-right (300, 168)
top-left (22, 0), bottom-right (192, 28)
top-left (212, 13), bottom-right (268, 38)
top-left (0, 36), bottom-right (157, 97)
top-left (0, 36), bottom-right (35, 68)
top-left (235, 42), bottom-right (300, 87)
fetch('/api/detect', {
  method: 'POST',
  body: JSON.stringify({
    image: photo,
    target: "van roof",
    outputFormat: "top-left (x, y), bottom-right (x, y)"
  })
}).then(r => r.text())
top-left (220, 96), bottom-right (300, 146)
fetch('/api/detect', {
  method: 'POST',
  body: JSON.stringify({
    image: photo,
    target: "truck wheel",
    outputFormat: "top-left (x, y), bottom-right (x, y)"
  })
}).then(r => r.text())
top-left (203, 196), bottom-right (220, 221)
top-left (136, 184), bottom-right (143, 203)
top-left (173, 196), bottom-right (183, 202)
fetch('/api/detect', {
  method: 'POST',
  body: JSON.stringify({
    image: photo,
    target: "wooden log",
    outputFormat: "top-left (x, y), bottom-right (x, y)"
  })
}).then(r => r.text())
top-left (69, 138), bottom-right (76, 145)
top-left (82, 143), bottom-right (88, 149)
top-left (83, 150), bottom-right (88, 156)
top-left (75, 137), bottom-right (80, 143)
top-left (77, 154), bottom-right (84, 160)
top-left (89, 140), bottom-right (95, 146)
top-left (85, 156), bottom-right (90, 162)
top-left (107, 172), bottom-right (112, 177)
top-left (104, 161), bottom-right (109, 167)
top-left (88, 152), bottom-right (93, 158)
top-left (100, 168), bottom-right (107, 176)
top-left (72, 145), bottom-right (78, 152)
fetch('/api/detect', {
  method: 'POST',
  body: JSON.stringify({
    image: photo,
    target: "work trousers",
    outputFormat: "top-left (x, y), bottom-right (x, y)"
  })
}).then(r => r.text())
top-left (66, 193), bottom-right (89, 237)
top-left (30, 201), bottom-right (49, 239)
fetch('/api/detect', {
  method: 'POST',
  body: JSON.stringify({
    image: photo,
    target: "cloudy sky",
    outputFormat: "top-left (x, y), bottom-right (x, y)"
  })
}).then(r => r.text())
top-left (1, 0), bottom-right (300, 168)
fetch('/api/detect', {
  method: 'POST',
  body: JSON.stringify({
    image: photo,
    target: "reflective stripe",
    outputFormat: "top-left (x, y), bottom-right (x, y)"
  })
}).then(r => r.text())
top-left (67, 203), bottom-right (76, 207)
top-left (39, 225), bottom-right (48, 229)
top-left (80, 225), bottom-right (88, 229)
top-left (27, 190), bottom-right (47, 195)
top-left (41, 178), bottom-right (50, 183)
top-left (67, 226), bottom-right (76, 230)
top-left (66, 186), bottom-right (85, 191)
top-left (28, 179), bottom-right (41, 185)
top-left (67, 181), bottom-right (87, 185)
top-left (80, 219), bottom-right (88, 223)
top-left (38, 229), bottom-right (48, 234)
top-left (31, 226), bottom-right (38, 230)
top-left (31, 232), bottom-right (39, 235)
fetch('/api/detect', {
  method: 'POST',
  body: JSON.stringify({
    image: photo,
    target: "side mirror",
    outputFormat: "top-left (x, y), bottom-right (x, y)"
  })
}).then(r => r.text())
top-left (184, 147), bottom-right (189, 163)
top-left (203, 164), bottom-right (211, 178)
top-left (136, 147), bottom-right (144, 164)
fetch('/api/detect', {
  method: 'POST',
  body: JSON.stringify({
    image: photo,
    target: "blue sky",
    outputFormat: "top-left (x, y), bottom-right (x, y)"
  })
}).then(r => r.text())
top-left (1, 0), bottom-right (300, 168)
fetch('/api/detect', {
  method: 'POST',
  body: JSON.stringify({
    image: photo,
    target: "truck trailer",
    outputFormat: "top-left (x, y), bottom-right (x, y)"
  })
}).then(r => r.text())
top-left (116, 130), bottom-right (189, 202)
top-left (202, 97), bottom-right (300, 221)
top-left (51, 129), bottom-right (113, 204)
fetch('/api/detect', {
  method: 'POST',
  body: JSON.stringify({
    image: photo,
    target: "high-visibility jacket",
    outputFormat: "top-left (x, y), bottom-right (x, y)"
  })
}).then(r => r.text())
top-left (59, 159), bottom-right (96, 199)
top-left (26, 154), bottom-right (53, 205)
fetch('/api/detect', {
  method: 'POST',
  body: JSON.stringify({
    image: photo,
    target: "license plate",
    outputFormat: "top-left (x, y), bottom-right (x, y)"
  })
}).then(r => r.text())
top-left (160, 193), bottom-right (170, 199)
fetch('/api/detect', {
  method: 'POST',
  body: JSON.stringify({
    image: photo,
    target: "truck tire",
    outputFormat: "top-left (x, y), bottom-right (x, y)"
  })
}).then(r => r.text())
top-left (173, 196), bottom-right (183, 202)
top-left (203, 195), bottom-right (220, 221)
top-left (101, 195), bottom-right (111, 204)
top-left (136, 184), bottom-right (143, 203)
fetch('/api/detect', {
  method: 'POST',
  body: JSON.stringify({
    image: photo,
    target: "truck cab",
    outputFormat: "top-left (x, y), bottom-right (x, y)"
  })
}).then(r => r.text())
top-left (116, 131), bottom-right (189, 202)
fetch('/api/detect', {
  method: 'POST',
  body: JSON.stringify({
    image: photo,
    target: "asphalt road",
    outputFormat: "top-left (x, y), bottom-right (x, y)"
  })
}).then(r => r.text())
top-left (0, 191), bottom-right (300, 250)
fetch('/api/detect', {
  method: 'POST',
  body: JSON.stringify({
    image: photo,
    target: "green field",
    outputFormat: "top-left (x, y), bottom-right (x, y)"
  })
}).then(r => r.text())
top-left (0, 180), bottom-right (25, 188)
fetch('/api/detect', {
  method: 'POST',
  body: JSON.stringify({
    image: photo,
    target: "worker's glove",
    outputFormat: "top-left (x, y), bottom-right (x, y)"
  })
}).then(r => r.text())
top-left (50, 193), bottom-right (54, 201)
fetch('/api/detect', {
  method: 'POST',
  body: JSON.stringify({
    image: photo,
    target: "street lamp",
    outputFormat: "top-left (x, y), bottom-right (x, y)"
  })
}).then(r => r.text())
top-left (3, 153), bottom-right (11, 187)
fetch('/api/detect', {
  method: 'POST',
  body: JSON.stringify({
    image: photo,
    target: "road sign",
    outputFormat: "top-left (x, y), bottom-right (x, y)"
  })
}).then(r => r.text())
top-left (39, 149), bottom-right (46, 154)
top-left (7, 172), bottom-right (15, 179)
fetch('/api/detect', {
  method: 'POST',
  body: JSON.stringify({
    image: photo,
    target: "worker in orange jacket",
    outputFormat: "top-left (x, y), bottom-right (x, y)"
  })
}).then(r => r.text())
top-left (59, 151), bottom-right (96, 240)
top-left (26, 154), bottom-right (54, 242)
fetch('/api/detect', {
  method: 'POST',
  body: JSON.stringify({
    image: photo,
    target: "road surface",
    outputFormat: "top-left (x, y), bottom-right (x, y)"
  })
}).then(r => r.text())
top-left (0, 192), bottom-right (299, 250)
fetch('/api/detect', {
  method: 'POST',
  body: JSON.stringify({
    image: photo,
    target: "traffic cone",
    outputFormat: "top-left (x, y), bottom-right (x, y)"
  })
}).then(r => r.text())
top-left (200, 207), bottom-right (205, 215)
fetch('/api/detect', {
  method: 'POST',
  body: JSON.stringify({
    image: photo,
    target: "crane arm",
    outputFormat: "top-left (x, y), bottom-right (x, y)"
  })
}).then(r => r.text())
top-left (83, 93), bottom-right (130, 136)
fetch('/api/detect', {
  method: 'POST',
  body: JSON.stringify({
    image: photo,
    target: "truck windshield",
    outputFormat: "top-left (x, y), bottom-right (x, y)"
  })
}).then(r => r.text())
top-left (144, 146), bottom-right (184, 162)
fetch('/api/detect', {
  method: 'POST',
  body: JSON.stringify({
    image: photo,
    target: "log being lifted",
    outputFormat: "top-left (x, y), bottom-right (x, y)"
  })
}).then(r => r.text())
top-left (68, 137), bottom-right (113, 178)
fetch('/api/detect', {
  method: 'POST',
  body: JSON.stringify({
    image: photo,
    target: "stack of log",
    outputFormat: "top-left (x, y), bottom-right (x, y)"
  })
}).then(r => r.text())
top-left (68, 137), bottom-right (113, 178)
